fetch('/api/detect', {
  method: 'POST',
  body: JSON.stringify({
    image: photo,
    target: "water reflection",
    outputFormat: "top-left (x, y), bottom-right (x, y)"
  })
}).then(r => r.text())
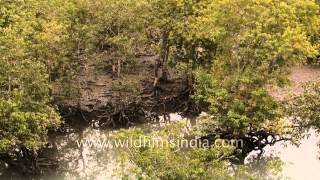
top-left (50, 128), bottom-right (120, 180)
top-left (1, 115), bottom-right (319, 180)
top-left (263, 130), bottom-right (320, 180)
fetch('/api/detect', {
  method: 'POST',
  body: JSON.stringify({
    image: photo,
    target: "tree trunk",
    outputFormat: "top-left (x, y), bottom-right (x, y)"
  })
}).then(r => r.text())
top-left (153, 55), bottom-right (161, 96)
top-left (112, 63), bottom-right (116, 75)
top-left (160, 32), bottom-right (170, 81)
top-left (117, 59), bottom-right (121, 77)
top-left (153, 31), bottom-right (170, 96)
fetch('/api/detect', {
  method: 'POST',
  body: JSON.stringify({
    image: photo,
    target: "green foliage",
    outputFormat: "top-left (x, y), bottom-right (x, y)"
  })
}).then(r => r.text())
top-left (307, 0), bottom-right (320, 66)
top-left (235, 156), bottom-right (285, 180)
top-left (68, 0), bottom-right (149, 66)
top-left (194, 66), bottom-right (283, 131)
top-left (287, 82), bottom-right (320, 134)
top-left (114, 121), bottom-right (284, 180)
top-left (148, 0), bottom-right (217, 67)
top-left (193, 0), bottom-right (320, 131)
top-left (0, 60), bottom-right (60, 152)
top-left (115, 124), bottom-right (233, 179)
top-left (0, 0), bottom-right (76, 81)
top-left (0, 0), bottom-right (63, 153)
top-left (0, 0), bottom-right (319, 178)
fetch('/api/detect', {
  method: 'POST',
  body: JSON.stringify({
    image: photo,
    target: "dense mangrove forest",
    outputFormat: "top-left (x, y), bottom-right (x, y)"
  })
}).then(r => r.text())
top-left (0, 0), bottom-right (320, 179)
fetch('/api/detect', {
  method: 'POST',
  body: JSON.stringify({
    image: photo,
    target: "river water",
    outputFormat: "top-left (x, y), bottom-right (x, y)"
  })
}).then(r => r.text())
top-left (0, 114), bottom-right (319, 180)
top-left (263, 130), bottom-right (320, 180)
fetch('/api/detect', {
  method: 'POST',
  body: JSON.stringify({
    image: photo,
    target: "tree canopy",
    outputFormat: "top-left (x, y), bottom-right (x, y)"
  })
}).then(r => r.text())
top-left (0, 0), bottom-right (320, 178)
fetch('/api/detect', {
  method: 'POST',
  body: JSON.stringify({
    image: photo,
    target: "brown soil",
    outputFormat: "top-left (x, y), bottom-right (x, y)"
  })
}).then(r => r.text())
top-left (270, 65), bottom-right (320, 100)
top-left (53, 55), bottom-right (195, 127)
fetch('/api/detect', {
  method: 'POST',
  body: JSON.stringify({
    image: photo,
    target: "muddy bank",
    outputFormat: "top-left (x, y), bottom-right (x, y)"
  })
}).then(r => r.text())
top-left (53, 55), bottom-right (200, 127)
top-left (269, 65), bottom-right (320, 100)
